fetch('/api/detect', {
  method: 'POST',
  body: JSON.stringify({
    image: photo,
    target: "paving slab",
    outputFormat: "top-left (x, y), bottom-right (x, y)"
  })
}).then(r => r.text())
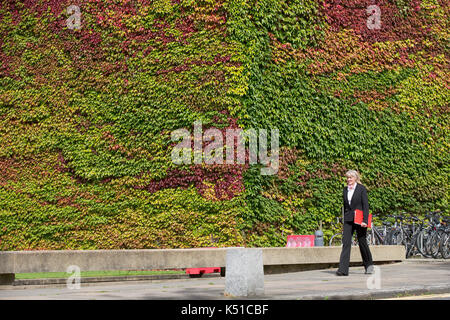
top-left (0, 260), bottom-right (448, 300)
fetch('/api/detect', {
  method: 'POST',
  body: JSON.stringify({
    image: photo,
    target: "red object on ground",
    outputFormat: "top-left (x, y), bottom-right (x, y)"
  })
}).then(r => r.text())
top-left (185, 267), bottom-right (221, 275)
top-left (185, 247), bottom-right (221, 276)
top-left (286, 235), bottom-right (315, 247)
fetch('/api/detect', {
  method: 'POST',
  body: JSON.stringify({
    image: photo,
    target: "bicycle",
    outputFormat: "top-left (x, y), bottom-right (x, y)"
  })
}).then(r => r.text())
top-left (439, 217), bottom-right (450, 259)
top-left (428, 214), bottom-right (449, 259)
top-left (404, 216), bottom-right (428, 258)
top-left (329, 217), bottom-right (345, 246)
top-left (421, 211), bottom-right (442, 258)
top-left (369, 218), bottom-right (391, 245)
top-left (328, 217), bottom-right (369, 247)
top-left (386, 214), bottom-right (408, 246)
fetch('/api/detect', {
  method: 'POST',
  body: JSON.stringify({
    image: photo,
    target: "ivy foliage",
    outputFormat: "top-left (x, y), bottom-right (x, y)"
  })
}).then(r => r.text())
top-left (0, 0), bottom-right (448, 249)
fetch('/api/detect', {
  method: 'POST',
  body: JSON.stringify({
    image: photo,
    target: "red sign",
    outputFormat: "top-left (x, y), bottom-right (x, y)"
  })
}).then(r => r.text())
top-left (286, 235), bottom-right (315, 247)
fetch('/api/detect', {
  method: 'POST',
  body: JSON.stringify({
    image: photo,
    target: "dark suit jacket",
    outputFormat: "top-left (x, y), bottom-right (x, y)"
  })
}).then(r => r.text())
top-left (343, 183), bottom-right (370, 224)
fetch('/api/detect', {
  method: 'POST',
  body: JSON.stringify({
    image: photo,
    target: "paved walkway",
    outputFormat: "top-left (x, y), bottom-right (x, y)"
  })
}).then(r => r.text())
top-left (0, 260), bottom-right (449, 300)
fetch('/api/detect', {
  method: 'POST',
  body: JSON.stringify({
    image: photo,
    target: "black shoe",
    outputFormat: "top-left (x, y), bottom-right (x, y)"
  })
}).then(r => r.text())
top-left (336, 270), bottom-right (348, 276)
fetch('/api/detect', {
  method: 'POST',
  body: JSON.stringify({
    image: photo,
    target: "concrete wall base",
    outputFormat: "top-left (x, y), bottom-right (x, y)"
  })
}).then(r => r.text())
top-left (0, 273), bottom-right (15, 285)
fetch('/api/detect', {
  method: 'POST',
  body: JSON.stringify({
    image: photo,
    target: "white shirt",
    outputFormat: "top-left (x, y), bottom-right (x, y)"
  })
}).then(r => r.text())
top-left (347, 183), bottom-right (357, 205)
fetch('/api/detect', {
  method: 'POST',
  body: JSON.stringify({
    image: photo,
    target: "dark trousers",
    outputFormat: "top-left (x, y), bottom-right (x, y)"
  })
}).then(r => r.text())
top-left (338, 221), bottom-right (373, 274)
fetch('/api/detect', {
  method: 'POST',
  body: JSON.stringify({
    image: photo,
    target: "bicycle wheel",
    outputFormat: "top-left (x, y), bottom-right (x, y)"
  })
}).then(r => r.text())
top-left (405, 244), bottom-right (414, 258)
top-left (430, 230), bottom-right (444, 259)
top-left (405, 237), bottom-right (416, 258)
top-left (403, 228), bottom-right (414, 251)
top-left (424, 230), bottom-right (438, 258)
top-left (329, 233), bottom-right (343, 246)
top-left (416, 229), bottom-right (432, 258)
top-left (371, 227), bottom-right (383, 245)
top-left (374, 230), bottom-right (385, 245)
top-left (390, 230), bottom-right (404, 246)
top-left (385, 229), bottom-right (394, 245)
top-left (439, 232), bottom-right (450, 259)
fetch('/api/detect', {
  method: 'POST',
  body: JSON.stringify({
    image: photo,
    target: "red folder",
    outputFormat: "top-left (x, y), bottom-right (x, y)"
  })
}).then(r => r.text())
top-left (354, 209), bottom-right (372, 228)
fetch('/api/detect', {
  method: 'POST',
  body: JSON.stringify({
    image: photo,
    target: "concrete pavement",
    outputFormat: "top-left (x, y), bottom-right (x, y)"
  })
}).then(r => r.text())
top-left (0, 260), bottom-right (448, 300)
top-left (382, 293), bottom-right (450, 300)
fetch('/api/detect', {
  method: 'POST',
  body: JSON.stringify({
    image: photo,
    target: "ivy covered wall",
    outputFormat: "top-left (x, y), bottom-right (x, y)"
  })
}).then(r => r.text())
top-left (0, 0), bottom-right (448, 250)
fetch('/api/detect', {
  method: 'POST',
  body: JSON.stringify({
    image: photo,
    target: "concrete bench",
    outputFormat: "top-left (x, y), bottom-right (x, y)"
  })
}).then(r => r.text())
top-left (0, 245), bottom-right (405, 296)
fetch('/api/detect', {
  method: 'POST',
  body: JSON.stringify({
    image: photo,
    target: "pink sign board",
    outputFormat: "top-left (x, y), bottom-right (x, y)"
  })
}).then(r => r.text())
top-left (286, 235), bottom-right (315, 247)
